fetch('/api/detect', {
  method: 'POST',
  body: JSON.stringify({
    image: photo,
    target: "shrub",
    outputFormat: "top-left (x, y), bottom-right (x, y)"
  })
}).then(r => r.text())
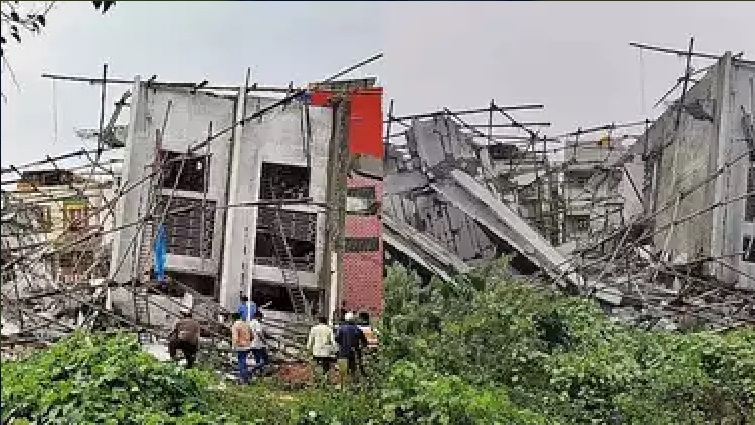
top-left (1, 331), bottom-right (233, 424)
top-left (378, 262), bottom-right (755, 424)
top-left (3, 261), bottom-right (754, 424)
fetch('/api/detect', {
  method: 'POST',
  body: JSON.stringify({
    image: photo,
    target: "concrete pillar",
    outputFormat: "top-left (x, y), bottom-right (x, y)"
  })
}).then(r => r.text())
top-left (709, 52), bottom-right (733, 280)
top-left (219, 88), bottom-right (247, 309)
top-left (109, 76), bottom-right (149, 283)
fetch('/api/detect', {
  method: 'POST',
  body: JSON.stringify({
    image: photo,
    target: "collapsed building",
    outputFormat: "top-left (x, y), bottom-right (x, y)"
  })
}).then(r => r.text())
top-left (2, 41), bottom-right (753, 357)
top-left (384, 47), bottom-right (755, 327)
top-left (384, 107), bottom-right (589, 296)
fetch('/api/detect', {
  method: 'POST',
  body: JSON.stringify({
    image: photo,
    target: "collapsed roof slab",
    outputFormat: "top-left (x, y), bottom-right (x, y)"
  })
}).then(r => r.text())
top-left (431, 169), bottom-right (581, 292)
top-left (384, 170), bottom-right (429, 196)
top-left (385, 170), bottom-right (625, 305)
top-left (382, 214), bottom-right (471, 282)
top-left (388, 114), bottom-right (624, 305)
top-left (432, 169), bottom-right (624, 305)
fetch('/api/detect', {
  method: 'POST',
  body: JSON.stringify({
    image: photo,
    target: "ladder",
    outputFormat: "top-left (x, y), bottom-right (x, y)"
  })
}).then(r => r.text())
top-left (133, 217), bottom-right (154, 345)
top-left (133, 287), bottom-right (152, 344)
top-left (137, 221), bottom-right (154, 278)
top-left (267, 180), bottom-right (309, 317)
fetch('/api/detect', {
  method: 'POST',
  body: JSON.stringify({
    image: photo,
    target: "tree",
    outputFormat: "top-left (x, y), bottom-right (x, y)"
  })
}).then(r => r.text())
top-left (1, 1), bottom-right (115, 57)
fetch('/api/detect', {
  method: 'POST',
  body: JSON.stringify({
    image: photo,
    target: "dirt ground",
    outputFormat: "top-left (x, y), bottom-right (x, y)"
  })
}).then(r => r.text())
top-left (274, 361), bottom-right (340, 387)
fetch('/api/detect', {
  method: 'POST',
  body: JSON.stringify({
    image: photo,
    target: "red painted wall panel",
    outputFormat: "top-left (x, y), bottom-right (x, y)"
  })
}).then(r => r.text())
top-left (343, 252), bottom-right (383, 314)
top-left (348, 88), bottom-right (384, 159)
top-left (309, 91), bottom-right (332, 107)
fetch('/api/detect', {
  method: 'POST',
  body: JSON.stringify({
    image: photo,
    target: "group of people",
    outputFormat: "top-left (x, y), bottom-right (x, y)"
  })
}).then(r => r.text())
top-left (230, 296), bottom-right (269, 384)
top-left (307, 311), bottom-right (369, 384)
top-left (167, 294), bottom-right (369, 386)
top-left (166, 295), bottom-right (269, 384)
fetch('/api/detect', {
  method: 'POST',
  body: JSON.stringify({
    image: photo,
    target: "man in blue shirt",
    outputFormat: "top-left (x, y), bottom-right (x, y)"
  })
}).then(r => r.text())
top-left (237, 295), bottom-right (256, 322)
top-left (335, 312), bottom-right (368, 384)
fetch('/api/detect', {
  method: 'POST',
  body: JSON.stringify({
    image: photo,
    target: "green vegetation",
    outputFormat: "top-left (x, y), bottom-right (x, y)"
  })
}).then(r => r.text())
top-left (3, 261), bottom-right (754, 424)
top-left (378, 260), bottom-right (755, 424)
top-left (0, 332), bottom-right (231, 424)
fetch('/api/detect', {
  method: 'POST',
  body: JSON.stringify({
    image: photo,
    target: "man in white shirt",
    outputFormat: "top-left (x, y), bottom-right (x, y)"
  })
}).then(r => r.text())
top-left (249, 310), bottom-right (268, 376)
top-left (307, 316), bottom-right (336, 374)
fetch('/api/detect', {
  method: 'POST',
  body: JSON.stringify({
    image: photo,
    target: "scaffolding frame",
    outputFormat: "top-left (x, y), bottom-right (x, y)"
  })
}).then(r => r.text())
top-left (1, 52), bottom-right (383, 363)
top-left (382, 39), bottom-right (755, 329)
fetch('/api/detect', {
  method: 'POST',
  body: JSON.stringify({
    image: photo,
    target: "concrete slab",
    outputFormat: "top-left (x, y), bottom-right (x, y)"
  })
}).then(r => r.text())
top-left (383, 214), bottom-right (470, 282)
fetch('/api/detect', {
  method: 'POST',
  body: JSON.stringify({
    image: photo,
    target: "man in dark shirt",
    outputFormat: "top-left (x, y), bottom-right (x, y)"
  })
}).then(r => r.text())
top-left (237, 294), bottom-right (256, 322)
top-left (335, 312), bottom-right (367, 384)
top-left (168, 310), bottom-right (200, 369)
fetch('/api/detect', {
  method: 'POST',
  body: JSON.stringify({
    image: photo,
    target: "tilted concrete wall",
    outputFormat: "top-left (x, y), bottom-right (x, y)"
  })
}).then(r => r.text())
top-left (643, 55), bottom-right (755, 287)
top-left (384, 117), bottom-right (504, 268)
top-left (645, 59), bottom-right (722, 263)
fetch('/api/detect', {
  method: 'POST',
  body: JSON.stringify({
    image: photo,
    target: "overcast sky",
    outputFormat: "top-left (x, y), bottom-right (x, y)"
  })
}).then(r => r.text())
top-left (2, 1), bottom-right (754, 167)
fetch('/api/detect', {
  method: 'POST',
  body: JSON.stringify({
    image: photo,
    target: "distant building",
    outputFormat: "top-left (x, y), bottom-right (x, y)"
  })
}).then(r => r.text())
top-left (559, 138), bottom-right (633, 256)
top-left (486, 143), bottom-right (561, 245)
top-left (5, 169), bottom-right (116, 286)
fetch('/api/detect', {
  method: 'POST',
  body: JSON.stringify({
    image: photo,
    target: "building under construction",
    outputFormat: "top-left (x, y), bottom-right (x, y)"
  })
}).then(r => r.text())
top-left (108, 76), bottom-right (385, 327)
top-left (2, 40), bottom-right (754, 362)
top-left (2, 53), bottom-right (385, 359)
top-left (2, 169), bottom-right (116, 286)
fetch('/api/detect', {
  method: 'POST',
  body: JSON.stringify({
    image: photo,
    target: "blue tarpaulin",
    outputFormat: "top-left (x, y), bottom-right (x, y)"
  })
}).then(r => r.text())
top-left (153, 224), bottom-right (167, 284)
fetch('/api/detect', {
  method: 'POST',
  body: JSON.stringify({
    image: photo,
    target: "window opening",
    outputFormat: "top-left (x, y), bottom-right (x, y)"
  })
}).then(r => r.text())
top-left (344, 237), bottom-right (379, 253)
top-left (259, 162), bottom-right (310, 200)
top-left (159, 150), bottom-right (209, 193)
top-left (158, 196), bottom-right (215, 257)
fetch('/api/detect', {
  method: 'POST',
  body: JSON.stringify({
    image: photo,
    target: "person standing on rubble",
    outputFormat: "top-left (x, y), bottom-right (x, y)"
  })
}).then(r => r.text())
top-left (249, 310), bottom-right (269, 376)
top-left (307, 316), bottom-right (336, 375)
top-left (335, 311), bottom-right (368, 385)
top-left (168, 309), bottom-right (200, 369)
top-left (230, 312), bottom-right (252, 384)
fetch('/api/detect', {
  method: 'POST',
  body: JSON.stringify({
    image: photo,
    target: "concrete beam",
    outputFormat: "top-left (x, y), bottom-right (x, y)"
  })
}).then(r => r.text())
top-left (384, 170), bottom-right (428, 195)
top-left (432, 169), bottom-right (582, 291)
top-left (382, 214), bottom-right (470, 281)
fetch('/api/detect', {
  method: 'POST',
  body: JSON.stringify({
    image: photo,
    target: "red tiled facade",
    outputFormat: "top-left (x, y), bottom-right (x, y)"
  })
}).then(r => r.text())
top-left (344, 89), bottom-right (383, 316)
top-left (343, 175), bottom-right (383, 315)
